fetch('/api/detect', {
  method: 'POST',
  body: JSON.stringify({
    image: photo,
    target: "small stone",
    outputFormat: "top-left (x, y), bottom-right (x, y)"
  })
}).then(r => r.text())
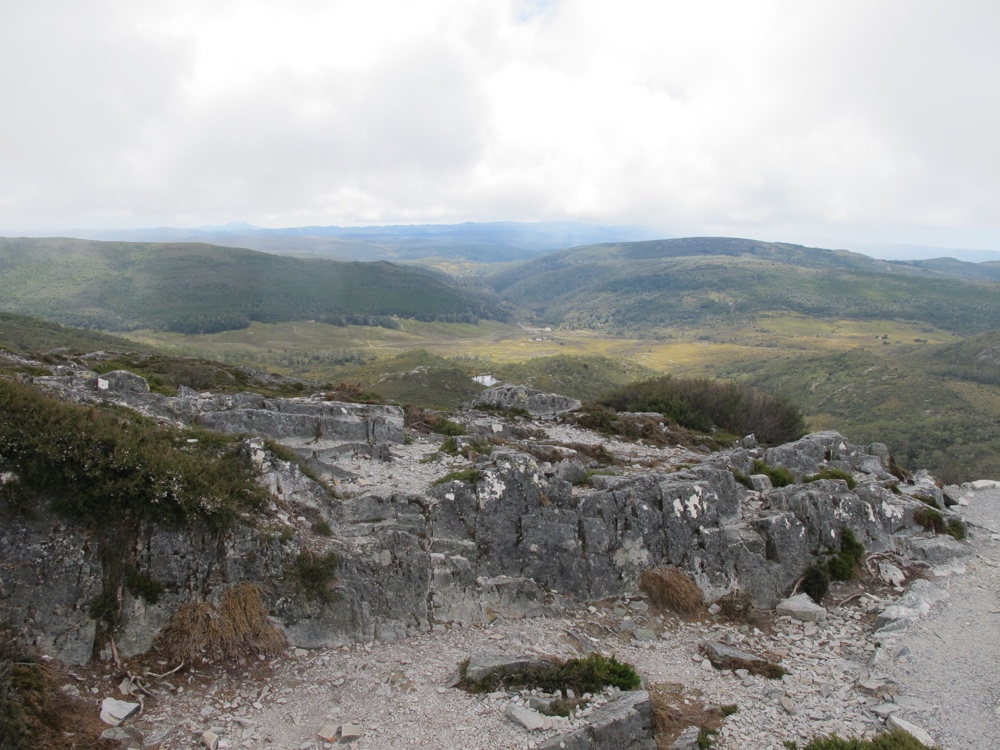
top-left (505, 704), bottom-right (546, 731)
top-left (338, 723), bottom-right (362, 743)
top-left (780, 696), bottom-right (798, 715)
top-left (669, 726), bottom-right (701, 749)
top-left (100, 698), bottom-right (140, 727)
top-left (201, 730), bottom-right (220, 750)
top-left (294, 648), bottom-right (309, 657)
top-left (317, 725), bottom-right (339, 743)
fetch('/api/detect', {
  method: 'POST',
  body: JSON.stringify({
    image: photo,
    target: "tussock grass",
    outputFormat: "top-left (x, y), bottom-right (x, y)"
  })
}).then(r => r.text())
top-left (155, 583), bottom-right (285, 666)
top-left (649, 683), bottom-right (737, 750)
top-left (640, 567), bottom-right (704, 616)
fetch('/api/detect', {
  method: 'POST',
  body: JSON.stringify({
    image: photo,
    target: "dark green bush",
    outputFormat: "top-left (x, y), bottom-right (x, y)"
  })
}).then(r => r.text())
top-left (805, 468), bottom-right (857, 490)
top-left (0, 379), bottom-right (265, 530)
top-left (801, 563), bottom-right (830, 604)
top-left (784, 728), bottom-right (939, 749)
top-left (946, 518), bottom-right (966, 540)
top-left (460, 652), bottom-right (641, 695)
top-left (913, 494), bottom-right (940, 509)
top-left (594, 375), bottom-right (805, 445)
top-left (751, 460), bottom-right (796, 488)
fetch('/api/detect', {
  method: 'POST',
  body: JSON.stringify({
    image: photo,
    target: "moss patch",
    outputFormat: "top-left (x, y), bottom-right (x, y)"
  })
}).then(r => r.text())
top-left (459, 652), bottom-right (641, 695)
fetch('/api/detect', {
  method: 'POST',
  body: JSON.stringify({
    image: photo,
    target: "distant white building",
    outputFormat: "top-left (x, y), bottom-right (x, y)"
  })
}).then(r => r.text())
top-left (473, 375), bottom-right (499, 386)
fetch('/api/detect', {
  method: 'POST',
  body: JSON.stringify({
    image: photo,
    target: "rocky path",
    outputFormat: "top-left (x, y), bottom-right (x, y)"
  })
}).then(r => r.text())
top-left (875, 488), bottom-right (1000, 749)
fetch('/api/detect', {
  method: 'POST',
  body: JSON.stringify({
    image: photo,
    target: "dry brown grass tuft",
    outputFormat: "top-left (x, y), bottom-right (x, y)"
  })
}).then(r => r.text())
top-left (640, 567), bottom-right (704, 616)
top-left (155, 584), bottom-right (286, 666)
top-left (649, 683), bottom-right (734, 749)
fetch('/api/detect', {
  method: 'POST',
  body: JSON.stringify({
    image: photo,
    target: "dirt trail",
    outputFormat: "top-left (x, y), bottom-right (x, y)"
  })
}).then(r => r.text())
top-left (879, 487), bottom-right (1000, 749)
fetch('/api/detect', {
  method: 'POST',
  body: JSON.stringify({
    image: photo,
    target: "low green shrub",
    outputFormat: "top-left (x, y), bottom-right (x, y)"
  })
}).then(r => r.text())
top-left (729, 467), bottom-right (751, 488)
top-left (286, 550), bottom-right (339, 603)
top-left (784, 728), bottom-right (939, 749)
top-left (459, 652), bottom-right (641, 695)
top-left (805, 468), bottom-right (857, 490)
top-left (913, 506), bottom-right (945, 534)
top-left (751, 460), bottom-right (796, 488)
top-left (913, 494), bottom-right (940, 509)
top-left (946, 518), bottom-right (966, 540)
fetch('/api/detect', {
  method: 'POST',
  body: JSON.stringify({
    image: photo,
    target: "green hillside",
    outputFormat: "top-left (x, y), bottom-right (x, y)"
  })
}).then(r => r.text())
top-left (488, 237), bottom-right (1000, 335)
top-left (0, 237), bottom-right (506, 334)
top-left (722, 337), bottom-right (1000, 483)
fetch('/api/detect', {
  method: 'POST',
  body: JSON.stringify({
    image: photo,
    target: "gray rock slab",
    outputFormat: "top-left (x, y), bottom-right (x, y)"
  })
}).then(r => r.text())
top-left (100, 697), bottom-right (140, 726)
top-left (505, 704), bottom-right (546, 731)
top-left (537, 691), bottom-right (655, 750)
top-left (887, 715), bottom-right (936, 746)
top-left (669, 726), bottom-right (701, 749)
top-left (776, 593), bottom-right (827, 622)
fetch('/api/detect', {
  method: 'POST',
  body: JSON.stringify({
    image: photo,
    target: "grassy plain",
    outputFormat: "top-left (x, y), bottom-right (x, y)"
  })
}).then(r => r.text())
top-left (125, 312), bottom-right (959, 382)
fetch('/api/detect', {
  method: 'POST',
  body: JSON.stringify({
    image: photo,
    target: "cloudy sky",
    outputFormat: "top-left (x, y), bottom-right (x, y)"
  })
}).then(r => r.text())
top-left (1, 0), bottom-right (998, 249)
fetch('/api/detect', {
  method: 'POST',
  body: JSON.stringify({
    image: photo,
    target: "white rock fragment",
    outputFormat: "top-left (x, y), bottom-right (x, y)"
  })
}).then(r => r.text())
top-left (776, 593), bottom-right (827, 622)
top-left (886, 715), bottom-right (935, 746)
top-left (99, 697), bottom-right (140, 726)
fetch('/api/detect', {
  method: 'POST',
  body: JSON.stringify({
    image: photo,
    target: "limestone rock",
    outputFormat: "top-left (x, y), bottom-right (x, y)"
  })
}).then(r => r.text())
top-left (505, 704), bottom-right (546, 731)
top-left (749, 474), bottom-right (772, 492)
top-left (776, 593), bottom-right (827, 623)
top-left (201, 730), bottom-right (219, 750)
top-left (537, 690), bottom-right (655, 750)
top-left (100, 697), bottom-right (140, 726)
top-left (468, 385), bottom-right (581, 416)
top-left (886, 715), bottom-right (935, 746)
top-left (669, 726), bottom-right (701, 750)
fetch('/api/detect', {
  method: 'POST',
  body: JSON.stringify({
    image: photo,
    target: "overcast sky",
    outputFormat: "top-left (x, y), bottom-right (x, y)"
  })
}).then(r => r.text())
top-left (1, 1), bottom-right (998, 249)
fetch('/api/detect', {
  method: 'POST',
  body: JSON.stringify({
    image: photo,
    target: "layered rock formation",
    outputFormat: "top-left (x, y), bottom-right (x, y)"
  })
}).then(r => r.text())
top-left (0, 371), bottom-right (970, 667)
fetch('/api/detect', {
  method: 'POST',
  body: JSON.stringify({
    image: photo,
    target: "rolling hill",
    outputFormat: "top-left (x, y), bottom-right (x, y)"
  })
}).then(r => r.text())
top-left (488, 237), bottom-right (1000, 335)
top-left (0, 237), bottom-right (507, 333)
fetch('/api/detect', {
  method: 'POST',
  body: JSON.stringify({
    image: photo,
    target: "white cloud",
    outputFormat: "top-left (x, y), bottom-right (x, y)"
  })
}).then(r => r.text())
top-left (0, 0), bottom-right (998, 247)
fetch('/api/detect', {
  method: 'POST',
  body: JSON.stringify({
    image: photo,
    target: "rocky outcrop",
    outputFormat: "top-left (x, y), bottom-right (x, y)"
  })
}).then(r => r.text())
top-left (467, 385), bottom-right (581, 416)
top-left (0, 372), bottom-right (976, 665)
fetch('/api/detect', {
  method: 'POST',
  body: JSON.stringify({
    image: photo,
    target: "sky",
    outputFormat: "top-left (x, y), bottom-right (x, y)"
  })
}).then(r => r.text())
top-left (1, 0), bottom-right (999, 250)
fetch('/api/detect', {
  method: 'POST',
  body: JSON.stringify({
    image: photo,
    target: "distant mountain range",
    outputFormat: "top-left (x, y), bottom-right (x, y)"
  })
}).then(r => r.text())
top-left (45, 221), bottom-right (660, 263)
top-left (16, 222), bottom-right (1000, 265)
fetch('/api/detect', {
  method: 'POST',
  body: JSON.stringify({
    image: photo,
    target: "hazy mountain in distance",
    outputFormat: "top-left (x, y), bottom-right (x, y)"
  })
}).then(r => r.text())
top-left (847, 242), bottom-right (1000, 263)
top-left (38, 221), bottom-right (661, 263)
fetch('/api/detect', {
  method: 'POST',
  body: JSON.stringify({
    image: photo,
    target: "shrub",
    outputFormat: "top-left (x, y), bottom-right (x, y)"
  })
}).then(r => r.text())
top-left (946, 518), bottom-right (966, 541)
top-left (0, 379), bottom-right (265, 530)
top-left (751, 460), bottom-right (796, 488)
top-left (913, 506), bottom-right (945, 534)
top-left (594, 375), bottom-right (806, 445)
top-left (827, 529), bottom-right (865, 582)
top-left (460, 652), bottom-right (640, 695)
top-left (801, 562), bottom-right (830, 604)
top-left (805, 468), bottom-right (857, 490)
top-left (729, 467), bottom-right (751, 488)
top-left (913, 494), bottom-right (940, 509)
top-left (639, 567), bottom-right (704, 615)
top-left (784, 729), bottom-right (939, 749)
top-left (404, 406), bottom-right (466, 436)
top-left (286, 551), bottom-right (340, 603)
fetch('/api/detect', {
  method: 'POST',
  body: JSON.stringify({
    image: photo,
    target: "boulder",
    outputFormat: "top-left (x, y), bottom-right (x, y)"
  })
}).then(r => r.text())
top-left (886, 715), bottom-right (936, 746)
top-left (776, 593), bottom-right (827, 623)
top-left (100, 697), bottom-right (140, 726)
